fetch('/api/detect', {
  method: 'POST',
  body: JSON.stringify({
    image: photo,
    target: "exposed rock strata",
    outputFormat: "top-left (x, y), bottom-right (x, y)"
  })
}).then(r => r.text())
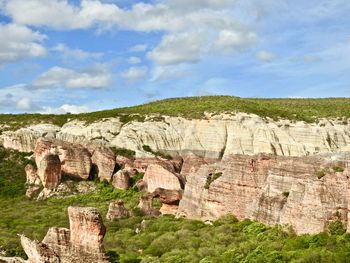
top-left (91, 147), bottom-right (116, 181)
top-left (2, 207), bottom-right (109, 263)
top-left (38, 154), bottom-right (61, 190)
top-left (177, 153), bottom-right (350, 234)
top-left (2, 114), bottom-right (350, 158)
top-left (111, 169), bottom-right (131, 190)
top-left (143, 164), bottom-right (183, 193)
top-left (34, 138), bottom-right (92, 180)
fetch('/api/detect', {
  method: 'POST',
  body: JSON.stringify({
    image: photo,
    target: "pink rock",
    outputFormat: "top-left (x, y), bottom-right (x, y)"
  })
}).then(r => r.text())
top-left (111, 169), bottom-right (131, 190)
top-left (91, 147), bottom-right (116, 181)
top-left (37, 154), bottom-right (61, 190)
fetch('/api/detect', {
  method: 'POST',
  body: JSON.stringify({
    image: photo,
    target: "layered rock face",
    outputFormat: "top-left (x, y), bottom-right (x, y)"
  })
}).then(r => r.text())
top-left (177, 153), bottom-right (350, 234)
top-left (34, 138), bottom-right (92, 180)
top-left (2, 207), bottom-right (109, 263)
top-left (38, 154), bottom-right (61, 190)
top-left (91, 147), bottom-right (116, 181)
top-left (143, 164), bottom-right (183, 192)
top-left (2, 114), bottom-right (350, 158)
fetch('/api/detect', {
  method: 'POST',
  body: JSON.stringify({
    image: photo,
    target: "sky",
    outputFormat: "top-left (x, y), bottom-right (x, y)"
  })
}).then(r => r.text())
top-left (0, 0), bottom-right (349, 114)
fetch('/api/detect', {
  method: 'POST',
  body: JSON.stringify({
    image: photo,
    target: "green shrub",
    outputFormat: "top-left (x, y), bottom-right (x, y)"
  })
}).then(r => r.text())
top-left (282, 192), bottom-right (290, 198)
top-left (328, 220), bottom-right (346, 235)
top-left (332, 166), bottom-right (345, 173)
top-left (315, 170), bottom-right (326, 179)
top-left (111, 147), bottom-right (136, 159)
top-left (204, 172), bottom-right (222, 189)
top-left (142, 145), bottom-right (172, 160)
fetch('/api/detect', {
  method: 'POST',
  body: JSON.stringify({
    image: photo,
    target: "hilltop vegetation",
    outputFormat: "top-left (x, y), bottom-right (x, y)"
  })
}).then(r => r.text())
top-left (1, 147), bottom-right (350, 262)
top-left (1, 96), bottom-right (350, 130)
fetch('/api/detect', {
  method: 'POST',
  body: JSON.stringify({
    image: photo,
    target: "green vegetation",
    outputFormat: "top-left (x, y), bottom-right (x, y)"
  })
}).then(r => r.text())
top-left (111, 147), bottom-right (136, 159)
top-left (204, 172), bottom-right (222, 189)
top-left (142, 145), bottom-right (172, 160)
top-left (2, 96), bottom-right (350, 130)
top-left (315, 170), bottom-right (326, 179)
top-left (282, 192), bottom-right (290, 198)
top-left (2, 147), bottom-right (350, 262)
top-left (332, 166), bottom-right (345, 173)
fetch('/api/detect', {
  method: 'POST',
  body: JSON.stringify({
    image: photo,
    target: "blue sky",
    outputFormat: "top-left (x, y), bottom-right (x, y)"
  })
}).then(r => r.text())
top-left (0, 0), bottom-right (349, 114)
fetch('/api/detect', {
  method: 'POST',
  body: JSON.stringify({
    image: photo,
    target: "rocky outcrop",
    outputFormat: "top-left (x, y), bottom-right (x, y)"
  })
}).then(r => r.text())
top-left (177, 153), bottom-right (350, 234)
top-left (2, 207), bottom-right (109, 263)
top-left (138, 193), bottom-right (161, 217)
top-left (143, 164), bottom-right (184, 193)
top-left (20, 235), bottom-right (59, 263)
top-left (106, 200), bottom-right (130, 220)
top-left (3, 114), bottom-right (349, 160)
top-left (111, 170), bottom-right (131, 190)
top-left (91, 147), bottom-right (116, 181)
top-left (38, 154), bottom-right (61, 190)
top-left (25, 164), bottom-right (40, 185)
top-left (153, 188), bottom-right (183, 215)
top-left (34, 138), bottom-right (92, 180)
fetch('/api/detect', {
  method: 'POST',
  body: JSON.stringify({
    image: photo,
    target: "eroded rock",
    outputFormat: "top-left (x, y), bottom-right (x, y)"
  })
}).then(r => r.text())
top-left (38, 154), bottom-right (61, 190)
top-left (111, 169), bottom-right (131, 190)
top-left (106, 200), bottom-right (130, 220)
top-left (91, 147), bottom-right (116, 181)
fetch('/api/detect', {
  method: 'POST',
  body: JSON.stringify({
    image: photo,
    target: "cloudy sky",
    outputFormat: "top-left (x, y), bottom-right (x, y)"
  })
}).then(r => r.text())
top-left (0, 0), bottom-right (349, 114)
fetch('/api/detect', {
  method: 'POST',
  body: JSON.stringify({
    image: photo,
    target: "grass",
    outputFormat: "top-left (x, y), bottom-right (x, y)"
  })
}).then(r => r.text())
top-left (2, 147), bottom-right (350, 262)
top-left (1, 96), bottom-right (350, 130)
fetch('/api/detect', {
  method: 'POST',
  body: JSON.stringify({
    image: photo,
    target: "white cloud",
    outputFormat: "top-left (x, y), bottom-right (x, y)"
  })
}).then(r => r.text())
top-left (127, 56), bottom-right (141, 64)
top-left (41, 104), bottom-right (90, 114)
top-left (16, 97), bottom-right (34, 110)
top-left (2, 0), bottom-right (257, 65)
top-left (148, 33), bottom-right (206, 65)
top-left (129, 44), bottom-right (147, 52)
top-left (33, 65), bottom-right (112, 89)
top-left (213, 30), bottom-right (257, 54)
top-left (122, 66), bottom-right (148, 81)
top-left (256, 51), bottom-right (275, 62)
top-left (0, 23), bottom-right (46, 64)
top-left (52, 43), bottom-right (103, 61)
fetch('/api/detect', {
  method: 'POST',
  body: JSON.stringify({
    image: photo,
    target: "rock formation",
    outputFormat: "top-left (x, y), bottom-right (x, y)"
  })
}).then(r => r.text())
top-left (91, 147), bottom-right (116, 181)
top-left (111, 169), bottom-right (131, 190)
top-left (2, 114), bottom-right (350, 159)
top-left (34, 138), bottom-right (92, 180)
top-left (37, 154), bottom-right (61, 190)
top-left (1, 207), bottom-right (109, 263)
top-left (143, 164), bottom-right (183, 193)
top-left (106, 200), bottom-right (130, 220)
top-left (177, 153), bottom-right (350, 234)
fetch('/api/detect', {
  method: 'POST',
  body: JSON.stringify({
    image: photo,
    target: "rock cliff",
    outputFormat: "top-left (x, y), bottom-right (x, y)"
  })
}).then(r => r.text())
top-left (177, 153), bottom-right (350, 234)
top-left (1, 207), bottom-right (109, 263)
top-left (1, 113), bottom-right (350, 158)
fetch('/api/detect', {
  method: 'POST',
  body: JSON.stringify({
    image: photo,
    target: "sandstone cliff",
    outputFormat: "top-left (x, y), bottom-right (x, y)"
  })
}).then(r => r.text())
top-left (177, 153), bottom-right (350, 234)
top-left (1, 113), bottom-right (350, 158)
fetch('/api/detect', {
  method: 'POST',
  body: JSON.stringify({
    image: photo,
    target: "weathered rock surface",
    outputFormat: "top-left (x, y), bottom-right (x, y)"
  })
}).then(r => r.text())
top-left (138, 193), bottom-right (161, 217)
top-left (0, 257), bottom-right (25, 263)
top-left (153, 188), bottom-right (183, 215)
top-left (177, 153), bottom-right (350, 234)
top-left (91, 147), bottom-right (116, 181)
top-left (38, 154), bottom-right (61, 190)
top-left (25, 164), bottom-right (40, 185)
top-left (111, 169), bottom-right (131, 190)
top-left (3, 114), bottom-right (349, 159)
top-left (20, 235), bottom-right (59, 263)
top-left (106, 200), bottom-right (130, 220)
top-left (143, 164), bottom-right (183, 193)
top-left (34, 138), bottom-right (92, 180)
top-left (2, 207), bottom-right (109, 263)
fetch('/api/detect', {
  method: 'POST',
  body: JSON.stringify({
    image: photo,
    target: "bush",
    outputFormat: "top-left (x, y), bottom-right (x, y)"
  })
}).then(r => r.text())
top-left (204, 172), bottom-right (222, 189)
top-left (315, 170), bottom-right (326, 179)
top-left (111, 147), bottom-right (136, 159)
top-left (282, 192), bottom-right (289, 198)
top-left (332, 166), bottom-right (344, 173)
top-left (142, 145), bottom-right (172, 160)
top-left (328, 220), bottom-right (346, 236)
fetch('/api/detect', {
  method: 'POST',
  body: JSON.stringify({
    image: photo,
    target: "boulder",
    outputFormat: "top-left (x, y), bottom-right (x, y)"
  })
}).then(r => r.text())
top-left (34, 138), bottom-right (92, 180)
top-left (68, 207), bottom-right (106, 255)
top-left (143, 164), bottom-right (183, 193)
top-left (106, 200), bottom-right (130, 220)
top-left (25, 164), bottom-right (40, 185)
top-left (37, 154), bottom-right (61, 190)
top-left (111, 170), bottom-right (131, 190)
top-left (20, 235), bottom-right (59, 263)
top-left (91, 147), bottom-right (116, 181)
